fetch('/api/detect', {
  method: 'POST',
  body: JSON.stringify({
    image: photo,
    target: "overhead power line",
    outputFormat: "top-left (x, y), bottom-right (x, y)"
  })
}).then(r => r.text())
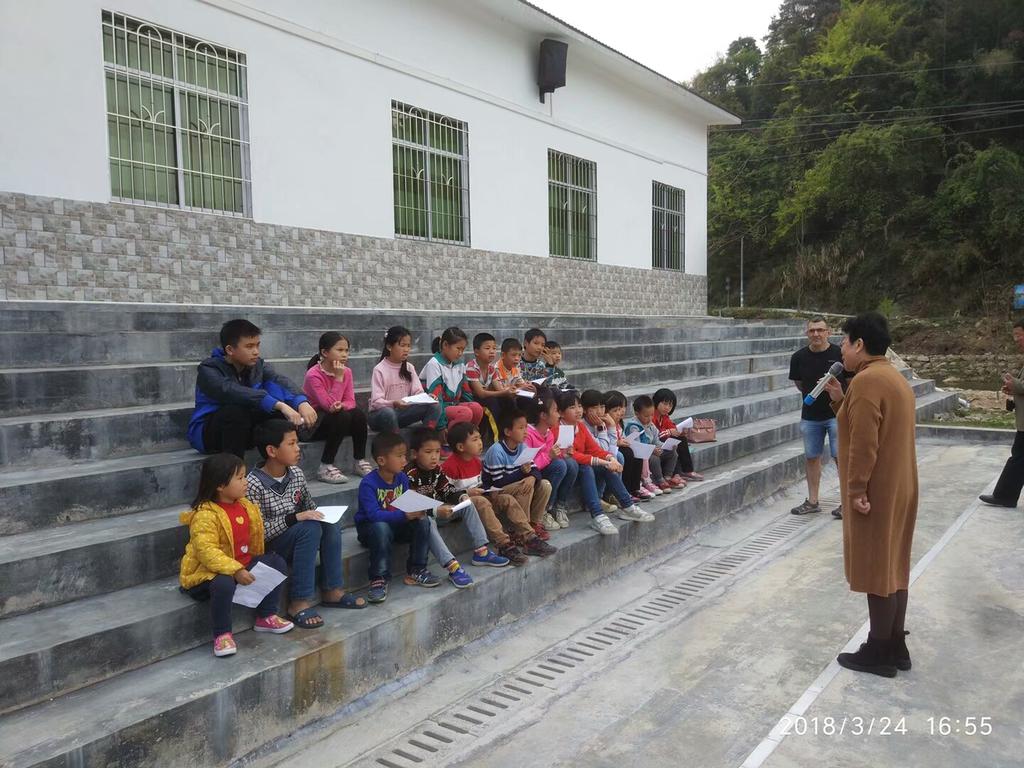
top-left (715, 100), bottom-right (1024, 129)
top-left (727, 59), bottom-right (1024, 89)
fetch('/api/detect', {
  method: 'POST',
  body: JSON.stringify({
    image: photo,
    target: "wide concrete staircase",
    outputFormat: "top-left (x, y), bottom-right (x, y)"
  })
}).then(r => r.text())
top-left (0, 302), bottom-right (956, 767)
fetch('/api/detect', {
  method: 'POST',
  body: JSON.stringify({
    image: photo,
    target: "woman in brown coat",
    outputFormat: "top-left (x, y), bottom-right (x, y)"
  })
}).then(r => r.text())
top-left (823, 312), bottom-right (918, 678)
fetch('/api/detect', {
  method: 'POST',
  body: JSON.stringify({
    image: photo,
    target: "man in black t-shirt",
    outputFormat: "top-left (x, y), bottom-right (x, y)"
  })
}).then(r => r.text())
top-left (789, 316), bottom-right (846, 519)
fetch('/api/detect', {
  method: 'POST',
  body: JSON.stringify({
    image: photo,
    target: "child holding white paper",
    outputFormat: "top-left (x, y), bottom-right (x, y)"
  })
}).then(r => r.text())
top-left (624, 395), bottom-right (679, 494)
top-left (368, 325), bottom-right (441, 434)
top-left (421, 327), bottom-right (484, 432)
top-left (356, 431), bottom-right (440, 603)
top-left (652, 388), bottom-right (704, 483)
top-left (248, 421), bottom-right (366, 630)
top-left (557, 390), bottom-right (652, 534)
top-left (604, 390), bottom-right (649, 500)
top-left (179, 453), bottom-right (294, 658)
top-left (483, 408), bottom-right (553, 541)
top-left (406, 428), bottom-right (510, 588)
top-left (581, 389), bottom-right (640, 510)
top-left (525, 387), bottom-right (576, 530)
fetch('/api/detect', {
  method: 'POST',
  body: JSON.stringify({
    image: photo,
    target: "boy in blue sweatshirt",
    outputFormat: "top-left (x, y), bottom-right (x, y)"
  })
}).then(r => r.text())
top-left (483, 409), bottom-right (554, 545)
top-left (356, 431), bottom-right (439, 603)
top-left (188, 318), bottom-right (316, 458)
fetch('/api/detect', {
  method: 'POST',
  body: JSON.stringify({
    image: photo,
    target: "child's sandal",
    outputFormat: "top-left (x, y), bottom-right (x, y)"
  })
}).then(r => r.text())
top-left (320, 593), bottom-right (367, 609)
top-left (285, 608), bottom-right (323, 629)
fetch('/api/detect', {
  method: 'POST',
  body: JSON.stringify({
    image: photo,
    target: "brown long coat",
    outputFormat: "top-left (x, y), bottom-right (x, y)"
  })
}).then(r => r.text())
top-left (833, 356), bottom-right (918, 595)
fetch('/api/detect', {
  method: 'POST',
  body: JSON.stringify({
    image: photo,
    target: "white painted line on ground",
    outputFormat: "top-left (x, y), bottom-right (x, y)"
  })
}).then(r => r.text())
top-left (739, 477), bottom-right (998, 768)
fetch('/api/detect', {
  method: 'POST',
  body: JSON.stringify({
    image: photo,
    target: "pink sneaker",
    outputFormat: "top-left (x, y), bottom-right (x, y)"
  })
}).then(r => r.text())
top-left (643, 481), bottom-right (663, 496)
top-left (213, 632), bottom-right (237, 657)
top-left (636, 487), bottom-right (655, 501)
top-left (254, 615), bottom-right (294, 634)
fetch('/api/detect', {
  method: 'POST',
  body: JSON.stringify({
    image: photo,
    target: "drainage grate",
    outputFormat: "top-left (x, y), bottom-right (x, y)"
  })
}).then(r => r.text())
top-left (351, 509), bottom-right (826, 768)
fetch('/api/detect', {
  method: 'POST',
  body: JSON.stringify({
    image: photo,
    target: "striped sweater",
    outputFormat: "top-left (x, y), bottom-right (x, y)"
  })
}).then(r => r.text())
top-left (245, 465), bottom-right (318, 541)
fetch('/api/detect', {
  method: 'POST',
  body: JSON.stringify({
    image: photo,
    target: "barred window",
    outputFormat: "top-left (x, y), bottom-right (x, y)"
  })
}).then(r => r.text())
top-left (102, 11), bottom-right (251, 215)
top-left (652, 181), bottom-right (684, 270)
top-left (391, 101), bottom-right (470, 245)
top-left (548, 150), bottom-right (596, 261)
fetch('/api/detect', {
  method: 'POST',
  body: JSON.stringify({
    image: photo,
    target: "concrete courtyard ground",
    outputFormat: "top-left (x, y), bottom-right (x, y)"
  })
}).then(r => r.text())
top-left (250, 438), bottom-right (1023, 768)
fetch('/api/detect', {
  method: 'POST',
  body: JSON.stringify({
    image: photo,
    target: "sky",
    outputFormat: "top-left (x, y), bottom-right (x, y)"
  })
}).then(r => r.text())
top-left (530, 0), bottom-right (781, 83)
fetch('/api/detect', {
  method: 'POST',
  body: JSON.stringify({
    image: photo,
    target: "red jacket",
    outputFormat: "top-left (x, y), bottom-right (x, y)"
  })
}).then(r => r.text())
top-left (565, 421), bottom-right (611, 466)
top-left (653, 412), bottom-right (679, 441)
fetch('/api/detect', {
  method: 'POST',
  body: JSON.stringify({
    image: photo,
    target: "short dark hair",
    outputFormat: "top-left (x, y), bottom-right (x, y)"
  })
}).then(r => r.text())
top-left (371, 431), bottom-right (407, 461)
top-left (409, 426), bottom-right (442, 452)
top-left (841, 312), bottom-right (891, 356)
top-left (220, 319), bottom-right (261, 349)
top-left (253, 419), bottom-right (297, 459)
top-left (604, 390), bottom-right (627, 411)
top-left (633, 394), bottom-right (654, 413)
top-left (501, 337), bottom-right (523, 354)
top-left (543, 340), bottom-right (561, 351)
top-left (807, 315), bottom-right (828, 326)
top-left (652, 388), bottom-right (677, 413)
top-left (556, 389), bottom-right (581, 412)
top-left (447, 421), bottom-right (480, 452)
top-left (1014, 318), bottom-right (1024, 331)
top-left (524, 328), bottom-right (547, 344)
top-left (580, 389), bottom-right (604, 409)
top-left (473, 332), bottom-right (496, 350)
top-left (499, 408), bottom-right (527, 435)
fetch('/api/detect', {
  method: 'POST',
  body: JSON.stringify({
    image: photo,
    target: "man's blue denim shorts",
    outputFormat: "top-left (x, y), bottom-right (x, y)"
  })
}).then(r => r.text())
top-left (800, 418), bottom-right (838, 460)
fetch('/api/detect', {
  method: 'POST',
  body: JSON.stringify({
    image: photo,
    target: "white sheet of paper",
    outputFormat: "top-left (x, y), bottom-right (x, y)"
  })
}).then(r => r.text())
top-left (624, 429), bottom-right (642, 443)
top-left (531, 377), bottom-right (548, 385)
top-left (516, 389), bottom-right (535, 398)
top-left (557, 424), bottom-right (575, 449)
top-left (390, 490), bottom-right (443, 514)
top-left (402, 392), bottom-right (437, 405)
top-left (451, 499), bottom-right (474, 513)
top-left (629, 441), bottom-right (656, 460)
top-left (514, 445), bottom-right (541, 467)
top-left (316, 505), bottom-right (348, 525)
top-left (660, 437), bottom-right (681, 451)
top-left (676, 417), bottom-right (694, 431)
top-left (232, 562), bottom-right (287, 608)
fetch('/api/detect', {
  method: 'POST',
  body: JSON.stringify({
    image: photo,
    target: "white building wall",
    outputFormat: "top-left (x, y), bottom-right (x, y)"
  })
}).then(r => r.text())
top-left (0, 0), bottom-right (719, 276)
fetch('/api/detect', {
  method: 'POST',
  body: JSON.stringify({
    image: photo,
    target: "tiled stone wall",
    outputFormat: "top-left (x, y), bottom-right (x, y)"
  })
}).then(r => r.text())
top-left (0, 192), bottom-right (707, 314)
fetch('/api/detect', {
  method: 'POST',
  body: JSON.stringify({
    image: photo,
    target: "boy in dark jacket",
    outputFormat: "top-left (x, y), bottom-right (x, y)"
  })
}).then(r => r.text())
top-left (406, 427), bottom-right (509, 589)
top-left (187, 319), bottom-right (316, 458)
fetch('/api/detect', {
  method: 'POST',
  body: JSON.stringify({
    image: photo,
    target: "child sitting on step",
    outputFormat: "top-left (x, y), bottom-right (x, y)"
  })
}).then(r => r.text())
top-left (581, 389), bottom-right (640, 511)
top-left (368, 326), bottom-right (441, 435)
top-left (247, 421), bottom-right (366, 630)
top-left (303, 332), bottom-right (373, 484)
top-left (542, 340), bottom-right (573, 391)
top-left (624, 394), bottom-right (679, 495)
top-left (519, 328), bottom-right (549, 382)
top-left (525, 387), bottom-right (576, 531)
top-left (188, 318), bottom-right (317, 460)
top-left (356, 432), bottom-right (440, 604)
top-left (652, 388), bottom-right (704, 483)
top-left (483, 408), bottom-right (554, 544)
top-left (420, 327), bottom-right (484, 432)
top-left (441, 422), bottom-right (542, 563)
top-left (406, 427), bottom-right (510, 588)
top-left (604, 390), bottom-right (649, 500)
top-left (559, 390), bottom-right (652, 535)
top-left (179, 453), bottom-right (294, 657)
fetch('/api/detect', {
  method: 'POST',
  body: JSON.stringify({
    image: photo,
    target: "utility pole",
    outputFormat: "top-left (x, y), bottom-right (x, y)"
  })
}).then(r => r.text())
top-left (739, 235), bottom-right (745, 308)
top-left (725, 276), bottom-right (731, 309)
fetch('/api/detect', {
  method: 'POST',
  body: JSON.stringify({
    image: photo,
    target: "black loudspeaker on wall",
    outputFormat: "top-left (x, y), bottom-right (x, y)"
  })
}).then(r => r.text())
top-left (538, 39), bottom-right (568, 102)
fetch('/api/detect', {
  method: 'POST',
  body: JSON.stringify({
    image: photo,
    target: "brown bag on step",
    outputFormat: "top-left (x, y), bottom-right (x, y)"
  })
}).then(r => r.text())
top-left (683, 418), bottom-right (717, 443)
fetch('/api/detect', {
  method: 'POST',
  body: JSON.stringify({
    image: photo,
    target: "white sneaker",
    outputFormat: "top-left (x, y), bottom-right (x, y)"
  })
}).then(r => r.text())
top-left (354, 459), bottom-right (375, 477)
top-left (589, 513), bottom-right (619, 535)
top-left (615, 505), bottom-right (652, 522)
top-left (542, 512), bottom-right (561, 532)
top-left (553, 505), bottom-right (570, 528)
top-left (318, 464), bottom-right (348, 484)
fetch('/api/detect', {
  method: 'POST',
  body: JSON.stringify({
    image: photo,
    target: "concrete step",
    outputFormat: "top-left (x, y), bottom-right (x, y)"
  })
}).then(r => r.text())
top-left (0, 336), bottom-right (809, 416)
top-left (0, 370), bottom-right (816, 536)
top-left (0, 376), bottom-right (940, 620)
top-left (0, 367), bottom-right (796, 468)
top-left (0, 443), bottom-right (813, 767)
top-left (0, 323), bottom-right (810, 368)
top-left (0, 300), bottom-right (803, 334)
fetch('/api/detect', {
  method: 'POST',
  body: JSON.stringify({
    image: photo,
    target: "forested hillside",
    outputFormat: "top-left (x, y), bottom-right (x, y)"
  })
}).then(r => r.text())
top-left (692, 0), bottom-right (1024, 316)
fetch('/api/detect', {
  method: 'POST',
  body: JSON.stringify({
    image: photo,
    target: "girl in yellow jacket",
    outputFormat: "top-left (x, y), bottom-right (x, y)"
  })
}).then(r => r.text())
top-left (180, 453), bottom-right (294, 657)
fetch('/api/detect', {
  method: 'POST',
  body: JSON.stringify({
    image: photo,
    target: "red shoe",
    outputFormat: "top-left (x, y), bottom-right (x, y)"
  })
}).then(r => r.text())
top-left (658, 481), bottom-right (673, 493)
top-left (668, 476), bottom-right (687, 488)
top-left (531, 522), bottom-right (551, 541)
